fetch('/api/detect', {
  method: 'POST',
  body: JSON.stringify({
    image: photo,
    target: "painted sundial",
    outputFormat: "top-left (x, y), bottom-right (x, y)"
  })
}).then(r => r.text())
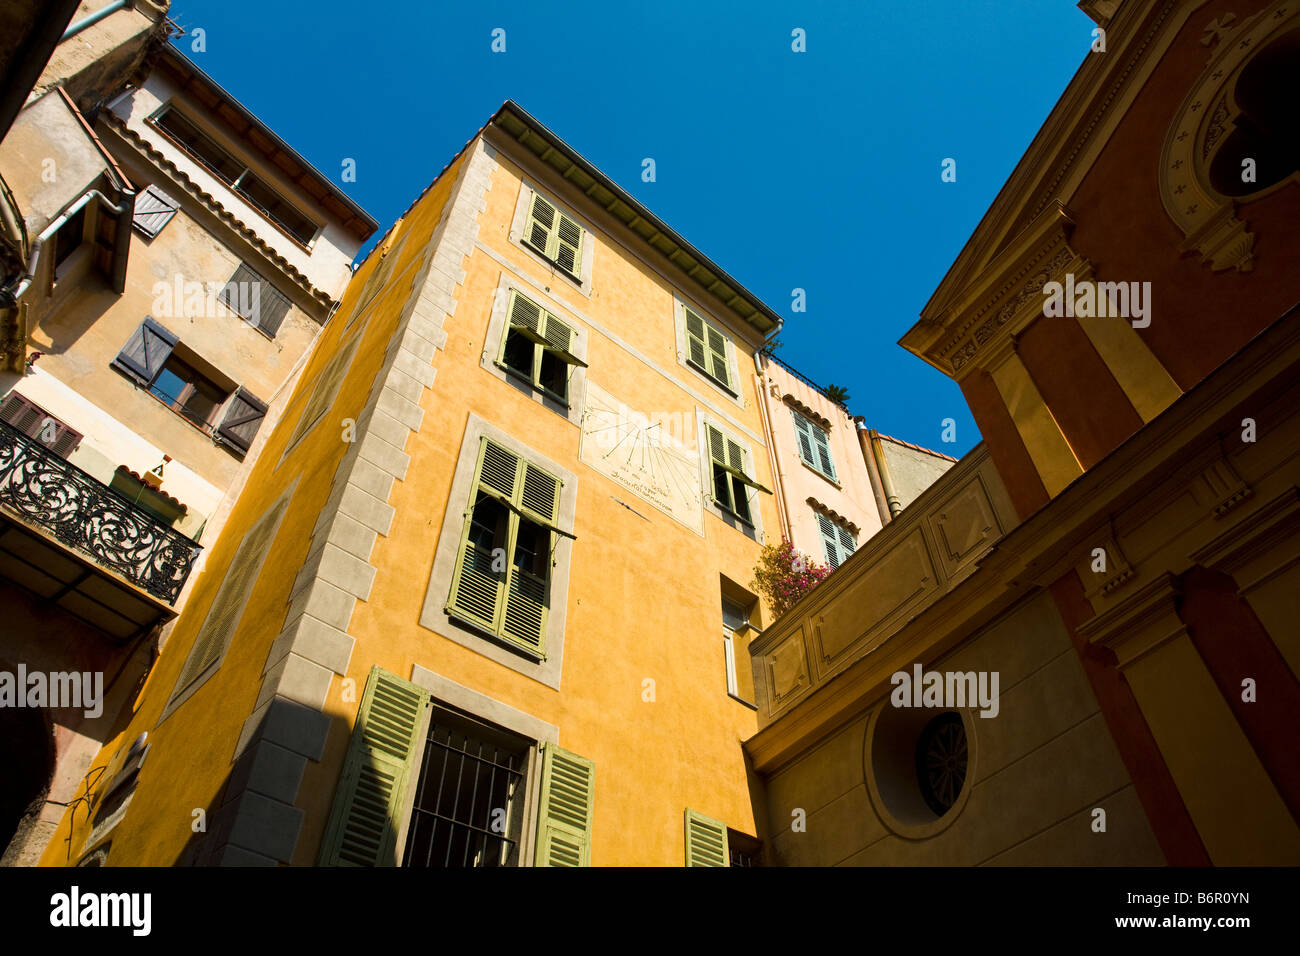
top-left (579, 383), bottom-right (703, 533)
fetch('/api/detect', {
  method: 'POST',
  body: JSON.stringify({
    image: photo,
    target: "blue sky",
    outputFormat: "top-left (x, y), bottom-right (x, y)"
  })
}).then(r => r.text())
top-left (169, 0), bottom-right (1091, 456)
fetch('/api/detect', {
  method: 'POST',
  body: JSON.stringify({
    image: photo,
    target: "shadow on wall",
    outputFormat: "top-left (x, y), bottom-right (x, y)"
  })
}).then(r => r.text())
top-left (0, 664), bottom-right (56, 866)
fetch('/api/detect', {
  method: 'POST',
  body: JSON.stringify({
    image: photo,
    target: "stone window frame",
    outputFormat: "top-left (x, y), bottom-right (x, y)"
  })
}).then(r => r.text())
top-left (481, 270), bottom-right (589, 427)
top-left (274, 315), bottom-right (368, 469)
top-left (158, 480), bottom-right (298, 724)
top-left (673, 295), bottom-right (745, 410)
top-left (696, 409), bottom-right (765, 543)
top-left (418, 414), bottom-right (578, 690)
top-left (397, 664), bottom-right (560, 867)
top-left (507, 180), bottom-right (596, 297)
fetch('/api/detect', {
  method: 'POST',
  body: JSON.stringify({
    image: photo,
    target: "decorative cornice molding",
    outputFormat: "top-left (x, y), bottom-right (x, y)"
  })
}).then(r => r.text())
top-left (782, 393), bottom-right (831, 431)
top-left (806, 497), bottom-right (860, 537)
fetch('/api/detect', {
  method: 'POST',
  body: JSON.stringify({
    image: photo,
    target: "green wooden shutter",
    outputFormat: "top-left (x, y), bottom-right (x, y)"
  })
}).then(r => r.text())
top-left (837, 524), bottom-right (856, 558)
top-left (812, 424), bottom-right (836, 479)
top-left (552, 212), bottom-right (583, 278)
top-left (319, 667), bottom-right (429, 866)
top-left (793, 413), bottom-right (816, 466)
top-left (500, 461), bottom-right (558, 656)
top-left (684, 808), bottom-right (729, 866)
top-left (525, 193), bottom-right (557, 256)
top-left (818, 514), bottom-right (843, 569)
top-left (684, 309), bottom-right (709, 369)
top-left (446, 438), bottom-right (512, 632)
top-left (534, 744), bottom-right (595, 866)
top-left (508, 290), bottom-right (543, 336)
top-left (705, 325), bottom-right (731, 388)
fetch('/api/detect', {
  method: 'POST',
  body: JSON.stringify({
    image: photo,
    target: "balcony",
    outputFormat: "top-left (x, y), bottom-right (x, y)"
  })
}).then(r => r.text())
top-left (0, 420), bottom-right (201, 638)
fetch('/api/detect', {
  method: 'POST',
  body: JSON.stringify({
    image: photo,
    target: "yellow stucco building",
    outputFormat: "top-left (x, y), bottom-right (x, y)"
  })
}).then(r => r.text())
top-left (44, 102), bottom-right (787, 866)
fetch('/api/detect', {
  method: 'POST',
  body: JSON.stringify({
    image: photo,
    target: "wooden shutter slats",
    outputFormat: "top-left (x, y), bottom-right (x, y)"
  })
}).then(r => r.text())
top-left (684, 808), bottom-right (729, 867)
top-left (131, 185), bottom-right (179, 238)
top-left (319, 667), bottom-right (430, 867)
top-left (535, 744), bottom-right (594, 866)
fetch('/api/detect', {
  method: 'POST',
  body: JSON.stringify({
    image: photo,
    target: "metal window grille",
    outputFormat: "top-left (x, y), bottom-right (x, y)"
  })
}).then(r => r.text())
top-left (402, 704), bottom-right (529, 867)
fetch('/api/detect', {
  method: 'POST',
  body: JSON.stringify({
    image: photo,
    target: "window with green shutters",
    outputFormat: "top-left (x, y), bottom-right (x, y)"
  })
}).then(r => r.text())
top-left (446, 437), bottom-right (567, 657)
top-left (684, 808), bottom-right (729, 866)
top-left (817, 513), bottom-right (857, 569)
top-left (704, 422), bottom-right (769, 525)
top-left (684, 307), bottom-right (734, 392)
top-left (497, 289), bottom-right (587, 404)
top-left (319, 667), bottom-right (430, 866)
top-left (523, 192), bottom-right (584, 280)
top-left (534, 744), bottom-right (595, 866)
top-left (793, 410), bottom-right (837, 481)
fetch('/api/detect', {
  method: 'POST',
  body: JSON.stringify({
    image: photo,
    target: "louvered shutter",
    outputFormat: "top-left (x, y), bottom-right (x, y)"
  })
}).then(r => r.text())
top-left (0, 394), bottom-right (82, 458)
top-left (219, 263), bottom-right (292, 336)
top-left (706, 325), bottom-right (731, 388)
top-left (131, 185), bottom-right (179, 238)
top-left (534, 744), bottom-right (594, 867)
top-left (508, 290), bottom-right (543, 336)
top-left (793, 413), bottom-right (816, 466)
top-left (552, 211), bottom-right (583, 278)
top-left (837, 525), bottom-right (856, 558)
top-left (446, 439), bottom-right (515, 632)
top-left (525, 194), bottom-right (557, 256)
top-left (501, 461), bottom-right (557, 655)
top-left (215, 386), bottom-right (267, 455)
top-left (818, 514), bottom-right (843, 569)
top-left (685, 309), bottom-right (709, 369)
top-left (112, 317), bottom-right (177, 385)
top-left (319, 667), bottom-right (430, 866)
top-left (812, 425), bottom-right (836, 479)
top-left (684, 808), bottom-right (728, 866)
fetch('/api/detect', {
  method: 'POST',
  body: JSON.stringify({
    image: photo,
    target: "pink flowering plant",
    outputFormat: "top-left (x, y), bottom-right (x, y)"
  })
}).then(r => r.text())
top-left (752, 538), bottom-right (832, 619)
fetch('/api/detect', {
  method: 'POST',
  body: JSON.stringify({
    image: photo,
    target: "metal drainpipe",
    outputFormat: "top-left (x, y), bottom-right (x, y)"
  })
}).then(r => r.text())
top-left (0, 190), bottom-right (126, 306)
top-left (61, 0), bottom-right (129, 41)
top-left (754, 346), bottom-right (792, 543)
top-left (857, 419), bottom-right (892, 526)
top-left (868, 428), bottom-right (903, 519)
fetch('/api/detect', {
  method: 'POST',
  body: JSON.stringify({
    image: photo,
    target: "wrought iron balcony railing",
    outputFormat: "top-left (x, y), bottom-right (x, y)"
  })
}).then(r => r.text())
top-left (0, 419), bottom-right (201, 604)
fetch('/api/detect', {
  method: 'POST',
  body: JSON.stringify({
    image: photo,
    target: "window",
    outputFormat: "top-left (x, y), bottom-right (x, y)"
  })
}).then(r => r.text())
top-left (53, 206), bottom-right (86, 270)
top-left (111, 317), bottom-right (267, 452)
top-left (728, 829), bottom-right (762, 867)
top-left (0, 393), bottom-right (82, 458)
top-left (703, 422), bottom-right (768, 526)
top-left (403, 703), bottom-right (531, 867)
top-left (496, 290), bottom-right (587, 405)
top-left (916, 712), bottom-right (968, 816)
top-left (521, 192), bottom-right (584, 281)
top-left (445, 437), bottom-right (567, 658)
top-left (320, 667), bottom-right (595, 867)
top-left (131, 185), bottom-right (179, 238)
top-left (684, 306), bottom-right (736, 393)
top-left (163, 493), bottom-right (290, 715)
top-left (281, 330), bottom-right (363, 459)
top-left (217, 262), bottom-right (293, 337)
top-left (684, 808), bottom-right (728, 867)
top-left (722, 595), bottom-right (756, 707)
top-left (793, 410), bottom-right (837, 481)
top-left (817, 513), bottom-right (857, 569)
top-left (152, 107), bottom-right (318, 246)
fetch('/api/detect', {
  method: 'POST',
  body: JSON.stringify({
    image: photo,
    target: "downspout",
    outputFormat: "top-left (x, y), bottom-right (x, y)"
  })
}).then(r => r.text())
top-left (857, 419), bottom-right (892, 526)
top-left (0, 190), bottom-right (127, 306)
top-left (61, 0), bottom-right (130, 42)
top-left (868, 428), bottom-right (903, 519)
top-left (754, 344), bottom-right (792, 543)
